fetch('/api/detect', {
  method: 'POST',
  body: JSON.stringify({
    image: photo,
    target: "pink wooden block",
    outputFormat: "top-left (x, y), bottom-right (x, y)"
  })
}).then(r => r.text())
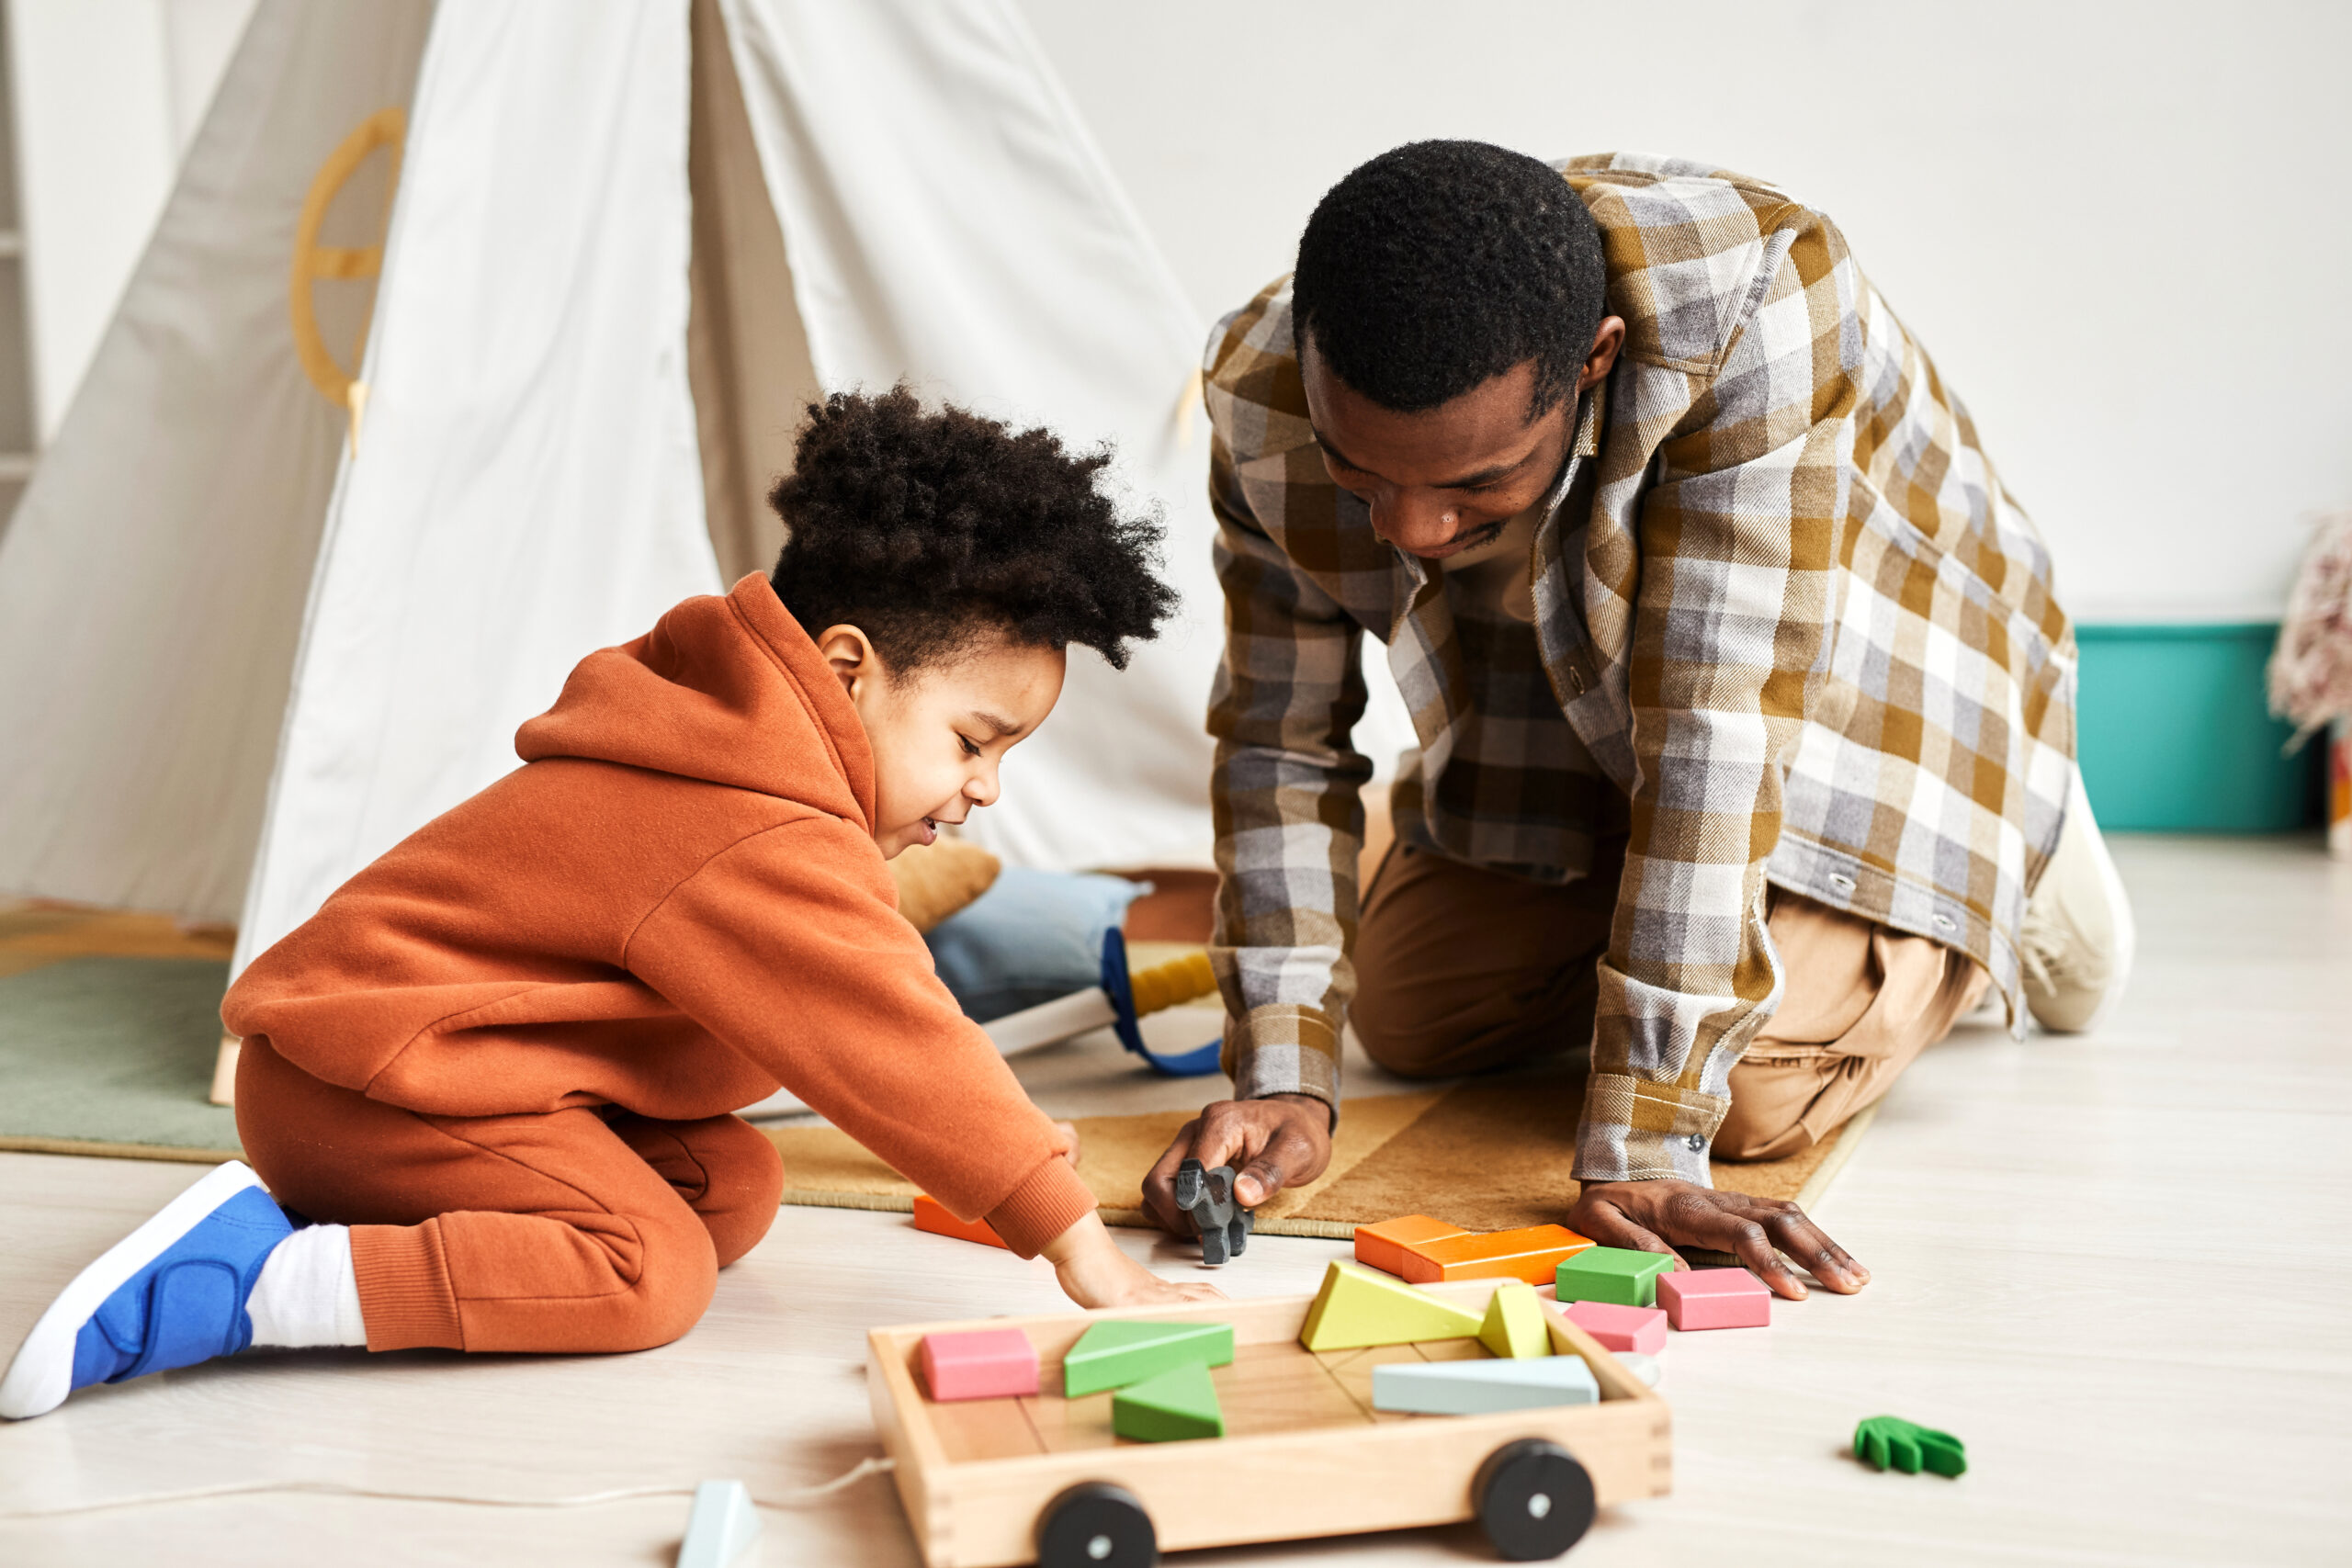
top-left (919, 1327), bottom-right (1039, 1401)
top-left (1562, 1300), bottom-right (1667, 1356)
top-left (1657, 1268), bottom-right (1771, 1330)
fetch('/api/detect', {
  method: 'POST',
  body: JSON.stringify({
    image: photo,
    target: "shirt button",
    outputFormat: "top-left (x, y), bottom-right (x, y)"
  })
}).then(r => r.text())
top-left (1686, 1133), bottom-right (1706, 1153)
top-left (1567, 668), bottom-right (1587, 695)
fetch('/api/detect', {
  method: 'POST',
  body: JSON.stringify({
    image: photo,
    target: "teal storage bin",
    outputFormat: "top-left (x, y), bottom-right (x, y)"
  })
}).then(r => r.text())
top-left (2075, 622), bottom-right (2312, 832)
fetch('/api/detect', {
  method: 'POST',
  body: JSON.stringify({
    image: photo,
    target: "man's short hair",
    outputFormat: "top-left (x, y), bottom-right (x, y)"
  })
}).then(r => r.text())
top-left (769, 387), bottom-right (1175, 672)
top-left (1292, 141), bottom-right (1607, 420)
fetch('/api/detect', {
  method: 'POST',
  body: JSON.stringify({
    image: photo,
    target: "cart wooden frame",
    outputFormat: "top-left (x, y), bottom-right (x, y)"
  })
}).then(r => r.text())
top-left (868, 1276), bottom-right (1672, 1566)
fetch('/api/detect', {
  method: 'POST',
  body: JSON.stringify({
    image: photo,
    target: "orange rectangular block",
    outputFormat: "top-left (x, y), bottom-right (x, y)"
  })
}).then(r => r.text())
top-left (912, 1194), bottom-right (1010, 1250)
top-left (1352, 1214), bottom-right (1468, 1277)
top-left (1397, 1224), bottom-right (1593, 1285)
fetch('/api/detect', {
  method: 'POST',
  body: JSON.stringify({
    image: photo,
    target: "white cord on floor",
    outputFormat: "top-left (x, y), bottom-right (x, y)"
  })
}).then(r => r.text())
top-left (0, 1454), bottom-right (895, 1521)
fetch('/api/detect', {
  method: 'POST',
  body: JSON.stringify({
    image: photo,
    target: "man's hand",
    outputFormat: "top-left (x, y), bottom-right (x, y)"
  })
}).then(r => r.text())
top-left (1141, 1095), bottom-right (1332, 1235)
top-left (1566, 1179), bottom-right (1869, 1300)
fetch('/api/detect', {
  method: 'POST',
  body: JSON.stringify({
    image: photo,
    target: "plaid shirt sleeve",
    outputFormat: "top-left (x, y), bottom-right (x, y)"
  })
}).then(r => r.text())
top-left (1201, 399), bottom-right (1375, 1115)
top-left (1575, 210), bottom-right (1860, 1185)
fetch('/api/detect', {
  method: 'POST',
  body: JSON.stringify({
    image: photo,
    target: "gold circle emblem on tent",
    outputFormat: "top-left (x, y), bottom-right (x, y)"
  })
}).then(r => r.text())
top-left (288, 107), bottom-right (406, 422)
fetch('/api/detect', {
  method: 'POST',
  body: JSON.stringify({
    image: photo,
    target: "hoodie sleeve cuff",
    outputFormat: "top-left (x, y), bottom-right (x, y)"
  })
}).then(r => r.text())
top-left (983, 1154), bottom-right (1099, 1258)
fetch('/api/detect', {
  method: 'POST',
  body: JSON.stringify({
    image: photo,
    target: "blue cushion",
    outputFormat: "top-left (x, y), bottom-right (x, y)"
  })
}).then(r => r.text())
top-left (925, 866), bottom-right (1146, 1022)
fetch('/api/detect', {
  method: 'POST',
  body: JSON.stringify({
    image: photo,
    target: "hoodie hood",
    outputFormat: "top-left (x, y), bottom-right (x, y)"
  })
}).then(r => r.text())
top-left (515, 574), bottom-right (875, 830)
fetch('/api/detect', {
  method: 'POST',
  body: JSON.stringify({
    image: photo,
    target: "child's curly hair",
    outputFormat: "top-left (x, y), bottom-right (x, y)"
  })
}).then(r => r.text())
top-left (767, 387), bottom-right (1176, 672)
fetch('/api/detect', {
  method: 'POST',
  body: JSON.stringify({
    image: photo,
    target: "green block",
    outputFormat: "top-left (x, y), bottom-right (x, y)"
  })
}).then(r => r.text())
top-left (1297, 1261), bottom-right (1485, 1351)
top-left (1555, 1247), bottom-right (1676, 1307)
top-left (1111, 1360), bottom-right (1225, 1442)
top-left (1062, 1319), bottom-right (1234, 1398)
top-left (1854, 1415), bottom-right (1966, 1477)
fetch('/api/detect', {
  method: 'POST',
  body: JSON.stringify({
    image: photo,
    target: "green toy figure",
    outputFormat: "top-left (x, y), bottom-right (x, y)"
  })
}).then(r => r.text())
top-left (1853, 1416), bottom-right (1967, 1477)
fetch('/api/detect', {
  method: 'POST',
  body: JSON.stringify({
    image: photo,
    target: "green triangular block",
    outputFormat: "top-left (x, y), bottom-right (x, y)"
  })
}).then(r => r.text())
top-left (1112, 1360), bottom-right (1225, 1442)
top-left (1555, 1247), bottom-right (1676, 1307)
top-left (1478, 1280), bottom-right (1553, 1359)
top-left (1062, 1319), bottom-right (1235, 1397)
top-left (1298, 1260), bottom-right (1485, 1351)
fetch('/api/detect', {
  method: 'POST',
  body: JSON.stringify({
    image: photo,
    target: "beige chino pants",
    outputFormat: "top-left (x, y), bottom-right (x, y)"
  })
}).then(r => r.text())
top-left (1351, 841), bottom-right (1989, 1163)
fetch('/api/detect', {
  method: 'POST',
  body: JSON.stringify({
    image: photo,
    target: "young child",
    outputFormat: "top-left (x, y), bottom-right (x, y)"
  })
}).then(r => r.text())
top-left (2, 389), bottom-right (1216, 1420)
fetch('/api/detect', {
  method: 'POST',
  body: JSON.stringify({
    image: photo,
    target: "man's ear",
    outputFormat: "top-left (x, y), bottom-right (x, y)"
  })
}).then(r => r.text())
top-left (817, 624), bottom-right (878, 698)
top-left (1577, 316), bottom-right (1626, 393)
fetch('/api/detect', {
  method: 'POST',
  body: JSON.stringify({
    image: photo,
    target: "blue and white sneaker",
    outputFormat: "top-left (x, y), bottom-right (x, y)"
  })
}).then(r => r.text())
top-left (0, 1161), bottom-right (291, 1419)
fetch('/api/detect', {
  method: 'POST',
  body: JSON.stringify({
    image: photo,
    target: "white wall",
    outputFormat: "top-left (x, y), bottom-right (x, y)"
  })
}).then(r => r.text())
top-left (1014, 0), bottom-right (2352, 622)
top-left (5, 0), bottom-right (254, 438)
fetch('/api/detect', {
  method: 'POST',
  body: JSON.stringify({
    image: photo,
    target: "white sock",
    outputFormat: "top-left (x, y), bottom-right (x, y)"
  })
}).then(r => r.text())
top-left (245, 1224), bottom-right (368, 1348)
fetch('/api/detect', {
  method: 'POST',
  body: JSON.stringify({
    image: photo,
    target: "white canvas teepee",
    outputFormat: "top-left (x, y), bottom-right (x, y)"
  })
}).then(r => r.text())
top-left (0, 0), bottom-right (1230, 992)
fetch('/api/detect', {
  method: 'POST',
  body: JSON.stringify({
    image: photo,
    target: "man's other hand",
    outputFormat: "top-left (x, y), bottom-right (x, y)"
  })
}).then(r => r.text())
top-left (1566, 1179), bottom-right (1869, 1300)
top-left (1141, 1095), bottom-right (1332, 1234)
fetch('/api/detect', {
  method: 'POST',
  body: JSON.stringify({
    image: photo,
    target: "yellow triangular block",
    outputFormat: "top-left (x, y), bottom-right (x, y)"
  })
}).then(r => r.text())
top-left (1478, 1280), bottom-right (1552, 1359)
top-left (1299, 1261), bottom-right (1485, 1351)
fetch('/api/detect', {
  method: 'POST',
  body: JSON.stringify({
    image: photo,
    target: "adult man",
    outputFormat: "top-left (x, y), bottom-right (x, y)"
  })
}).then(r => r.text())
top-left (1143, 144), bottom-right (2132, 1295)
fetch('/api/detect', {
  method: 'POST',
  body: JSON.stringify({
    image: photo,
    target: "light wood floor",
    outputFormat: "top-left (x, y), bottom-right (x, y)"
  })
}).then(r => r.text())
top-left (2, 835), bottom-right (2347, 1565)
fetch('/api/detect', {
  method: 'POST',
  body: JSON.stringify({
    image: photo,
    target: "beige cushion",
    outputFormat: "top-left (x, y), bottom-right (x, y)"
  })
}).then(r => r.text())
top-left (888, 838), bottom-right (1002, 933)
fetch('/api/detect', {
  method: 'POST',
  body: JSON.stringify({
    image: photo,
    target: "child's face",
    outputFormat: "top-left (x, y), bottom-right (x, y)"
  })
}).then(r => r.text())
top-left (820, 625), bottom-right (1067, 858)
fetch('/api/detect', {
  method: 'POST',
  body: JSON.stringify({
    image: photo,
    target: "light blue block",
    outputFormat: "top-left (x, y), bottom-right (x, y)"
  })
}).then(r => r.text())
top-left (679, 1479), bottom-right (760, 1568)
top-left (1371, 1355), bottom-right (1599, 1415)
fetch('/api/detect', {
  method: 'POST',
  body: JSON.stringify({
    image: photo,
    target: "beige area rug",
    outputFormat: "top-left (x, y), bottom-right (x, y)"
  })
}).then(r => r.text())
top-left (768, 1061), bottom-right (1874, 1241)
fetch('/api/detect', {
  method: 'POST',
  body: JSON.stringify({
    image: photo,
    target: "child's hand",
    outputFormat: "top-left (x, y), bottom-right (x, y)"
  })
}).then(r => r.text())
top-left (1041, 1212), bottom-right (1225, 1310)
top-left (1052, 1120), bottom-right (1082, 1171)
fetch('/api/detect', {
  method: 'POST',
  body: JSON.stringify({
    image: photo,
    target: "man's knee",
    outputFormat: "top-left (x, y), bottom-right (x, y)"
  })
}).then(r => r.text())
top-left (1711, 1075), bottom-right (1819, 1164)
top-left (1353, 1006), bottom-right (1473, 1080)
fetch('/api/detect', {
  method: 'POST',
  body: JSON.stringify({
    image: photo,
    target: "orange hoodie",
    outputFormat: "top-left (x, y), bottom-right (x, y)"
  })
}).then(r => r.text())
top-left (222, 574), bottom-right (1097, 1256)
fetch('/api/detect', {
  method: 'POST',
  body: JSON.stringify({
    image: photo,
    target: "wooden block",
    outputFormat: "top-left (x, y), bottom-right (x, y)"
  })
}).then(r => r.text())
top-left (1397, 1222), bottom-right (1593, 1285)
top-left (919, 1327), bottom-right (1038, 1401)
top-left (1062, 1319), bottom-right (1235, 1397)
top-left (1298, 1261), bottom-right (1485, 1351)
top-left (1477, 1281), bottom-right (1552, 1359)
top-left (1555, 1246), bottom-right (1677, 1307)
top-left (1371, 1356), bottom-right (1599, 1416)
top-left (1657, 1267), bottom-right (1771, 1329)
top-left (1351, 1214), bottom-right (1466, 1277)
top-left (1111, 1360), bottom-right (1225, 1441)
top-left (677, 1479), bottom-right (761, 1568)
top-left (1561, 1301), bottom-right (1667, 1356)
top-left (911, 1193), bottom-right (1011, 1250)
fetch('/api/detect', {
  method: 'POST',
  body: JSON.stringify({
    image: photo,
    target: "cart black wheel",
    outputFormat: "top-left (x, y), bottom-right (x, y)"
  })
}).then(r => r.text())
top-left (1036, 1481), bottom-right (1158, 1568)
top-left (1473, 1438), bottom-right (1595, 1560)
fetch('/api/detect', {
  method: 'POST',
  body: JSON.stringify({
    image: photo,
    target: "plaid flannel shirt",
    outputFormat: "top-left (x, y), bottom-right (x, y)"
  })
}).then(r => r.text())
top-left (1204, 152), bottom-right (2076, 1184)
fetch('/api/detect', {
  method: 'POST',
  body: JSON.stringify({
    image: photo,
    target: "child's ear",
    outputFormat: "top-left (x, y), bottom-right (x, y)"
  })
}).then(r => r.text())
top-left (817, 625), bottom-right (878, 697)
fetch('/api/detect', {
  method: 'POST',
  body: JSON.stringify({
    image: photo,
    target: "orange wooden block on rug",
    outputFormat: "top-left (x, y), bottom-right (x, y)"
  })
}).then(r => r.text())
top-left (1351, 1214), bottom-right (1468, 1276)
top-left (912, 1194), bottom-right (1010, 1250)
top-left (1398, 1223), bottom-right (1593, 1285)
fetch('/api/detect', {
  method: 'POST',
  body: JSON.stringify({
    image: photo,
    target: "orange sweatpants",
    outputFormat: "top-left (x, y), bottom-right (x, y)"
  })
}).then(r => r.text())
top-left (234, 1036), bottom-right (783, 1354)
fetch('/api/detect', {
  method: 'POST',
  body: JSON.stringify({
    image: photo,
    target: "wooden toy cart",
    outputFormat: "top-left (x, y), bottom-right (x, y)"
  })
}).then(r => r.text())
top-left (867, 1277), bottom-right (1671, 1566)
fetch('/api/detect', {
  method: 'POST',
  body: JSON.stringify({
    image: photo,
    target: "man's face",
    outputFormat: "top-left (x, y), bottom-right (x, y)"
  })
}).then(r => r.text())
top-left (1300, 325), bottom-right (1621, 559)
